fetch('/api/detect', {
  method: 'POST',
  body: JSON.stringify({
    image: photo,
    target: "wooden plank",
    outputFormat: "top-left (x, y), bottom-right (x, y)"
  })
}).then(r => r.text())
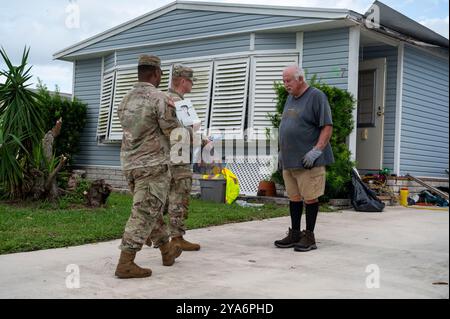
top-left (405, 174), bottom-right (449, 200)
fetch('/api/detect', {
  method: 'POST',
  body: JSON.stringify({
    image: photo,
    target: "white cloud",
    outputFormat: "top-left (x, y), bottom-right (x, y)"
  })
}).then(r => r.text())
top-left (0, 0), bottom-right (172, 94)
top-left (420, 16), bottom-right (449, 38)
top-left (31, 64), bottom-right (74, 94)
top-left (0, 62), bottom-right (73, 94)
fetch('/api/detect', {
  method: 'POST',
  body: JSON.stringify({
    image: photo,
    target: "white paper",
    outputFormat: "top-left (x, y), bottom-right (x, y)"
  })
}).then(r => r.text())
top-left (174, 99), bottom-right (200, 127)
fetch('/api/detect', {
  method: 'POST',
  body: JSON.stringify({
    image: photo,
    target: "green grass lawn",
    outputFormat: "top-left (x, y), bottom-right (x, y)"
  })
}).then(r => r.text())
top-left (0, 193), bottom-right (335, 255)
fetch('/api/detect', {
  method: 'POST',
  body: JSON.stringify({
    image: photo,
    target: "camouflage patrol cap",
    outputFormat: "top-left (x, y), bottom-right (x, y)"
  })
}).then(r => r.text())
top-left (138, 55), bottom-right (161, 67)
top-left (172, 64), bottom-right (196, 82)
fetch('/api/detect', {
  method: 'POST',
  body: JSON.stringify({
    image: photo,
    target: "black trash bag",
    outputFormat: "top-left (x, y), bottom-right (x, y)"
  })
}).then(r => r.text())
top-left (350, 168), bottom-right (385, 212)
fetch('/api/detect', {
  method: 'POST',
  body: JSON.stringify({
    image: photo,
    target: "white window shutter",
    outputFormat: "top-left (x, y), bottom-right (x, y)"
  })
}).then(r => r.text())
top-left (159, 65), bottom-right (171, 92)
top-left (96, 72), bottom-right (115, 140)
top-left (209, 58), bottom-right (250, 136)
top-left (248, 55), bottom-right (299, 136)
top-left (108, 65), bottom-right (171, 141)
top-left (182, 61), bottom-right (213, 133)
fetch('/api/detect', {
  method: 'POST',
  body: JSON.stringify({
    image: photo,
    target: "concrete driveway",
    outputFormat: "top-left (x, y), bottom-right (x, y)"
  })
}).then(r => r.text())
top-left (0, 206), bottom-right (448, 299)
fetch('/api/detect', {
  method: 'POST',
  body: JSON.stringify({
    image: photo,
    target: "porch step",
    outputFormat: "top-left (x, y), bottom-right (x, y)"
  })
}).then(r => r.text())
top-left (378, 195), bottom-right (397, 206)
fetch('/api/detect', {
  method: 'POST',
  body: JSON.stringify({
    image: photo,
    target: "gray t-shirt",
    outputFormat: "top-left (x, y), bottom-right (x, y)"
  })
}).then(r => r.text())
top-left (279, 87), bottom-right (335, 170)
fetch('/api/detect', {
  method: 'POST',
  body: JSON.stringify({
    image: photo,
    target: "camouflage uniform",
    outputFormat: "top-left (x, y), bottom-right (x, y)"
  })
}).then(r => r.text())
top-left (165, 88), bottom-right (194, 237)
top-left (118, 56), bottom-right (182, 252)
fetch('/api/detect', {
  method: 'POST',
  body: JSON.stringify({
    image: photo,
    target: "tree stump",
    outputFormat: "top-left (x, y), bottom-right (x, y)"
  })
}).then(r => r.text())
top-left (84, 179), bottom-right (113, 208)
top-left (67, 170), bottom-right (86, 192)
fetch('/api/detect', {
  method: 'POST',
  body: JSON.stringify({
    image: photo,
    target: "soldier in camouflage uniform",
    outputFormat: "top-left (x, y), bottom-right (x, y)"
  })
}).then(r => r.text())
top-left (114, 55), bottom-right (183, 279)
top-left (146, 64), bottom-right (205, 251)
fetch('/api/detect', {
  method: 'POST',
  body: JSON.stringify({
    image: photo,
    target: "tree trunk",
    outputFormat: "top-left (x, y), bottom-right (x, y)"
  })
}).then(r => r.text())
top-left (85, 179), bottom-right (113, 208)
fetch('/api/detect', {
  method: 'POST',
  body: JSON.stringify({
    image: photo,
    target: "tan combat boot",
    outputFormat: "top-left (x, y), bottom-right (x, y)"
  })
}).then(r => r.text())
top-left (172, 236), bottom-right (201, 251)
top-left (159, 240), bottom-right (183, 266)
top-left (115, 251), bottom-right (152, 279)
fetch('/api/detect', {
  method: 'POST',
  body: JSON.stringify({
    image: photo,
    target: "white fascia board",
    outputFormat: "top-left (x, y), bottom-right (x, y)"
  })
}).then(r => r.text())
top-left (347, 26), bottom-right (361, 161)
top-left (71, 61), bottom-right (76, 101)
top-left (54, 1), bottom-right (351, 60)
top-left (177, 1), bottom-right (350, 19)
top-left (53, 1), bottom-right (177, 60)
top-left (61, 19), bottom-right (352, 62)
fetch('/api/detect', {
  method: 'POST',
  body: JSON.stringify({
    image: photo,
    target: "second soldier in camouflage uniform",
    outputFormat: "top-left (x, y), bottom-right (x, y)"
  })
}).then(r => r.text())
top-left (146, 64), bottom-right (206, 251)
top-left (114, 55), bottom-right (183, 279)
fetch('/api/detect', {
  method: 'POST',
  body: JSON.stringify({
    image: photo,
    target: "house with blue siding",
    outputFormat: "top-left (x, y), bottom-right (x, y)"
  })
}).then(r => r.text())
top-left (54, 0), bottom-right (449, 194)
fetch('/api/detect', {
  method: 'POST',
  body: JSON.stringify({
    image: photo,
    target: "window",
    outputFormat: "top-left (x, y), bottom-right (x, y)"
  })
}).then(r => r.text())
top-left (357, 69), bottom-right (377, 128)
top-left (96, 72), bottom-right (115, 140)
top-left (209, 58), bottom-right (250, 135)
top-left (96, 65), bottom-right (171, 141)
top-left (248, 55), bottom-right (299, 138)
top-left (96, 53), bottom-right (299, 142)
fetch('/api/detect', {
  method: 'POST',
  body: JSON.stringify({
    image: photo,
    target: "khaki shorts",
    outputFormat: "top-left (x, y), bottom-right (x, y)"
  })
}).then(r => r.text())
top-left (283, 166), bottom-right (326, 201)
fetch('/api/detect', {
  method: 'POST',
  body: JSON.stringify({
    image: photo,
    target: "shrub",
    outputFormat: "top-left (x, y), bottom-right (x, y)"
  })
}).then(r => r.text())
top-left (60, 177), bottom-right (92, 206)
top-left (269, 75), bottom-right (355, 201)
top-left (36, 80), bottom-right (87, 165)
top-left (0, 47), bottom-right (45, 198)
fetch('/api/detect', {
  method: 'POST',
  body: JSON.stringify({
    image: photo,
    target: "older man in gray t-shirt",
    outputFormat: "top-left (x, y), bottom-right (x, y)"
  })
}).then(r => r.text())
top-left (274, 65), bottom-right (334, 252)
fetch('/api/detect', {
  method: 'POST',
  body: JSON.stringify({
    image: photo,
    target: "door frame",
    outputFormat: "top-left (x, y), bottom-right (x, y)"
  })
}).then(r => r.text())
top-left (356, 57), bottom-right (387, 171)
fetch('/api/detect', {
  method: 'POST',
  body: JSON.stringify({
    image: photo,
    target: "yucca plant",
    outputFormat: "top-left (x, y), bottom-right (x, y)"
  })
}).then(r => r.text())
top-left (0, 47), bottom-right (45, 198)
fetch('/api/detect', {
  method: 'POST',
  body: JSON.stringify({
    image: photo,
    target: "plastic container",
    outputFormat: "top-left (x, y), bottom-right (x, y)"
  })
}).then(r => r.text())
top-left (399, 188), bottom-right (409, 207)
top-left (199, 179), bottom-right (226, 203)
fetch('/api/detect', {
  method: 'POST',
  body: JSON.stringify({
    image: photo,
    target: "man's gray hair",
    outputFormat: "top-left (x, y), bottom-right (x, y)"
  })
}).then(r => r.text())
top-left (293, 66), bottom-right (305, 80)
top-left (284, 65), bottom-right (306, 81)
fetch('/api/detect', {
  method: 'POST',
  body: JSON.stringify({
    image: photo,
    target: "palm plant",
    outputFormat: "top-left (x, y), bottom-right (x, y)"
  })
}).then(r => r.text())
top-left (0, 47), bottom-right (44, 198)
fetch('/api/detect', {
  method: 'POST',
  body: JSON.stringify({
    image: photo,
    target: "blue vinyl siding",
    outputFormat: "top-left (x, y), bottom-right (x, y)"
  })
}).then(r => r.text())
top-left (302, 28), bottom-right (349, 90)
top-left (400, 45), bottom-right (449, 177)
top-left (72, 9), bottom-right (325, 56)
top-left (104, 53), bottom-right (115, 71)
top-left (70, 10), bottom-right (352, 169)
top-left (360, 45), bottom-right (398, 171)
top-left (116, 34), bottom-right (251, 65)
top-left (73, 58), bottom-right (121, 167)
top-left (254, 33), bottom-right (296, 50)
top-left (73, 33), bottom-right (254, 167)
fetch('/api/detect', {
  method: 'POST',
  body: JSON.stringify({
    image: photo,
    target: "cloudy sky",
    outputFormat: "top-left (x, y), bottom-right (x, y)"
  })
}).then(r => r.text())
top-left (0, 0), bottom-right (448, 94)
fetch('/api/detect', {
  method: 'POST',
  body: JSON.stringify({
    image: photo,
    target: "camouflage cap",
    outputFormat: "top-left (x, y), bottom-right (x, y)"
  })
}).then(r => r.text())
top-left (138, 55), bottom-right (161, 67)
top-left (172, 64), bottom-right (196, 82)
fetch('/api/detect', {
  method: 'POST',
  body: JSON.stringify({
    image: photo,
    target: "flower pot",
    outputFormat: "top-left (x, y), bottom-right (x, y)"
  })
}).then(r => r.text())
top-left (257, 181), bottom-right (276, 197)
